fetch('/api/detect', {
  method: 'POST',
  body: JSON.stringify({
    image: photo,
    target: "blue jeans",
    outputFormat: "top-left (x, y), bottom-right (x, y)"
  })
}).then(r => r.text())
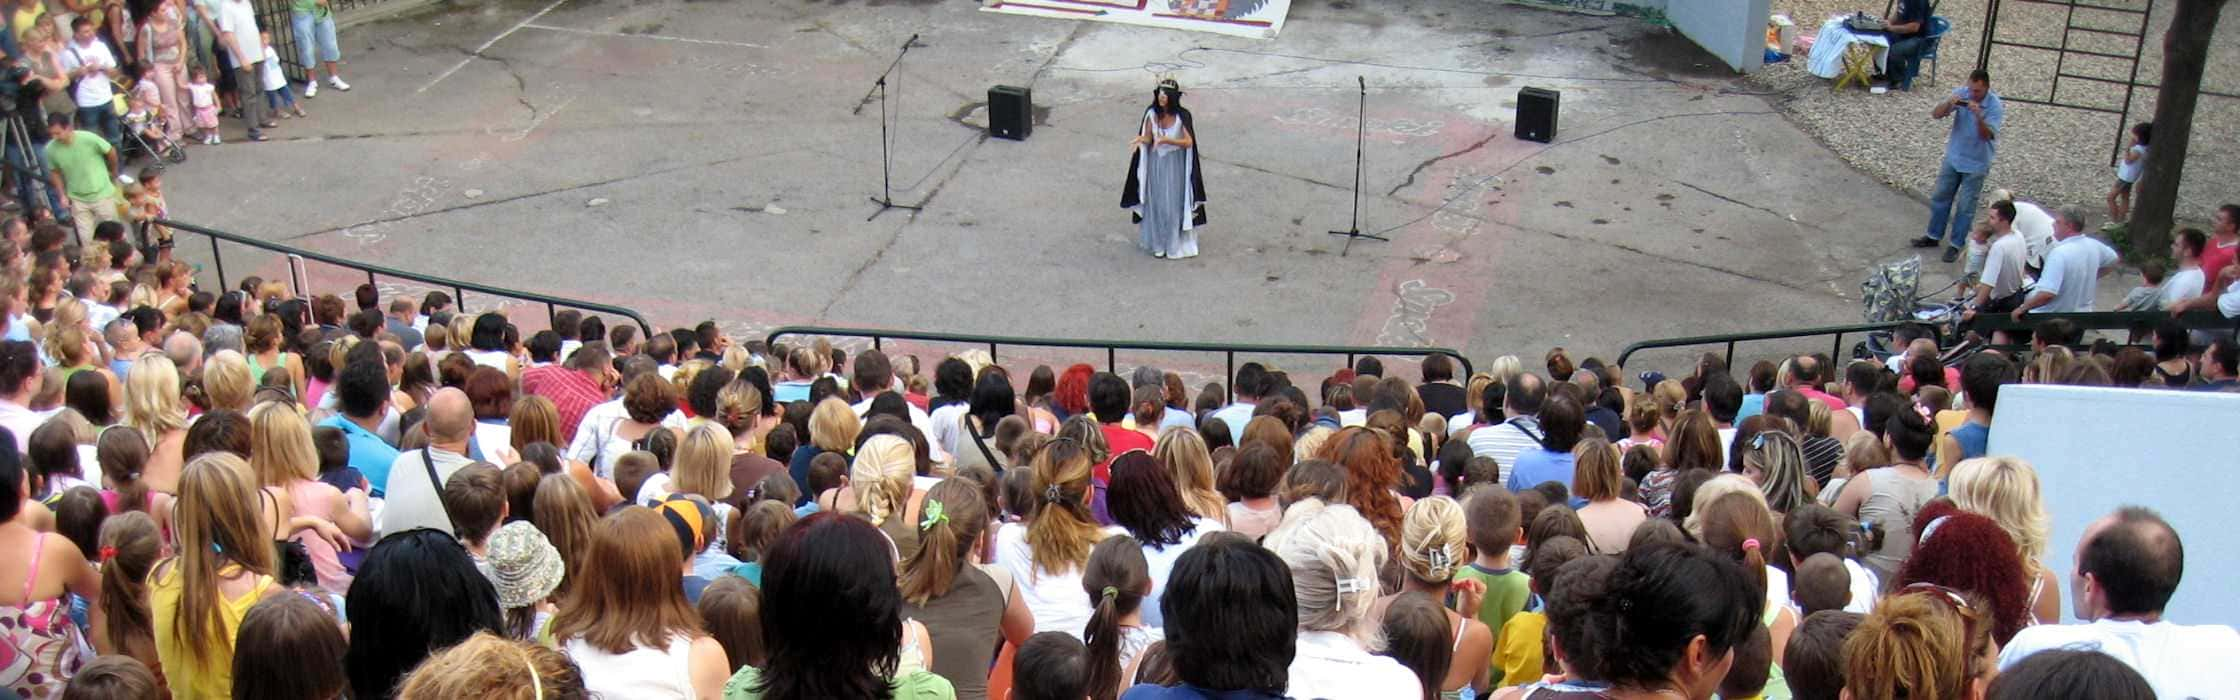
top-left (1925, 161), bottom-right (1986, 247)
top-left (3, 134), bottom-right (62, 220)
top-left (266, 85), bottom-right (296, 111)
top-left (291, 11), bottom-right (340, 68)
top-left (75, 106), bottom-right (120, 148)
top-left (1887, 35), bottom-right (1928, 88)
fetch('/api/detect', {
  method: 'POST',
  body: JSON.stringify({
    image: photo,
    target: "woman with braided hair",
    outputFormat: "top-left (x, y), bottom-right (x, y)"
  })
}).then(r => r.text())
top-left (1370, 495), bottom-right (1494, 698)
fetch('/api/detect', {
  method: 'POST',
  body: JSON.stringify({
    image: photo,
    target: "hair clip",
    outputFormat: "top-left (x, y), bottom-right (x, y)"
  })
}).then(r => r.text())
top-left (99, 545), bottom-right (117, 562)
top-left (1919, 515), bottom-right (1951, 544)
top-left (1101, 586), bottom-right (1120, 602)
top-left (1914, 403), bottom-right (1934, 421)
top-left (1333, 575), bottom-right (1370, 611)
top-left (1742, 538), bottom-right (1761, 553)
top-left (1425, 547), bottom-right (1452, 574)
top-left (1043, 484), bottom-right (1064, 504)
top-left (918, 499), bottom-right (949, 532)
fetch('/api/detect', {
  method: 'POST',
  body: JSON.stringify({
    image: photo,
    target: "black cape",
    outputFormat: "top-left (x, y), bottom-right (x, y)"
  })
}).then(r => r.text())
top-left (1120, 107), bottom-right (1209, 227)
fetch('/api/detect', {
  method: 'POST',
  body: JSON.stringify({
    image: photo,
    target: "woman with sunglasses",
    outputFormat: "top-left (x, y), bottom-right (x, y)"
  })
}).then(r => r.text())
top-left (1843, 583), bottom-right (1999, 700)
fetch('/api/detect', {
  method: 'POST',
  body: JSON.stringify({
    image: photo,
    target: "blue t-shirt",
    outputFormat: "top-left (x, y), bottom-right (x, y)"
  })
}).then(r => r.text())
top-left (1506, 449), bottom-right (1577, 494)
top-left (1734, 393), bottom-right (1766, 424)
top-left (1949, 420), bottom-right (1990, 462)
top-left (319, 415), bottom-right (400, 498)
top-left (683, 575), bottom-right (711, 605)
top-left (1944, 87), bottom-right (2004, 174)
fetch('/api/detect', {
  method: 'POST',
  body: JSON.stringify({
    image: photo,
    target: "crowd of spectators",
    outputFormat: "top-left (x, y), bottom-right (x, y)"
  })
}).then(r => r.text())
top-left (0, 258), bottom-right (2234, 700)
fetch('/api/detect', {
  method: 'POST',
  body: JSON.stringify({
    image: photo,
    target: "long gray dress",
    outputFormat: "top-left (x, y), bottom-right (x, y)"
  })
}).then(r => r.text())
top-left (1135, 112), bottom-right (1199, 259)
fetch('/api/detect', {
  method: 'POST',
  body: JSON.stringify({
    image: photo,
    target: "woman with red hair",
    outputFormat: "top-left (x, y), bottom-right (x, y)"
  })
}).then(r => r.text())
top-left (1896, 500), bottom-right (2032, 644)
top-left (1053, 363), bottom-right (1095, 423)
top-left (1316, 426), bottom-right (1404, 546)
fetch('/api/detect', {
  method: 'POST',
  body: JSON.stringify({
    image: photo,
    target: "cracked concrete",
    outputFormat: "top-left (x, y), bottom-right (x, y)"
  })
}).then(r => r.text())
top-left (157, 0), bottom-right (1947, 375)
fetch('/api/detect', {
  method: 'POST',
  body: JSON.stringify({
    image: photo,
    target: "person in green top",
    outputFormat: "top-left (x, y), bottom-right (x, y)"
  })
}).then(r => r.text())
top-left (288, 0), bottom-right (348, 97)
top-left (41, 112), bottom-right (121, 244)
top-left (1455, 487), bottom-right (1535, 634)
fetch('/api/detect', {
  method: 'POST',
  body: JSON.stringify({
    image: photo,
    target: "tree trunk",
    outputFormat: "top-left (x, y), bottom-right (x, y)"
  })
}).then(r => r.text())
top-left (2126, 0), bottom-right (2227, 257)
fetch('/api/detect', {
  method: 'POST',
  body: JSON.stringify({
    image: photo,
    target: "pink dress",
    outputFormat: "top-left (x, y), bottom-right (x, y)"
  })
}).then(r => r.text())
top-left (187, 82), bottom-right (218, 129)
top-left (286, 480), bottom-right (353, 593)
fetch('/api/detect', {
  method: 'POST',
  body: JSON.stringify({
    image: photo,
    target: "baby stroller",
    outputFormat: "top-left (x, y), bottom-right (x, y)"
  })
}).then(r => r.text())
top-left (1854, 255), bottom-right (1980, 364)
top-left (119, 97), bottom-right (187, 165)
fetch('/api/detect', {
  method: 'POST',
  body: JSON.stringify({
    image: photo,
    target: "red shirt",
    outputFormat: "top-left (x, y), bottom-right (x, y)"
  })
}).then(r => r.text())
top-left (1796, 386), bottom-right (1849, 411)
top-left (1098, 423), bottom-right (1156, 482)
top-left (532, 369), bottom-right (608, 443)
top-left (2201, 237), bottom-right (2238, 290)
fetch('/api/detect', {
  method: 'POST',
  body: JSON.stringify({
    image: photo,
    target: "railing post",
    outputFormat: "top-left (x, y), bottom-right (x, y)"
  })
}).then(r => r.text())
top-left (1724, 341), bottom-right (1736, 370)
top-left (366, 270), bottom-right (376, 289)
top-left (1224, 352), bottom-right (1235, 403)
top-left (988, 342), bottom-right (998, 365)
top-left (1832, 333), bottom-right (1845, 361)
top-left (546, 302), bottom-right (557, 330)
top-left (210, 236), bottom-right (227, 291)
top-left (287, 255), bottom-right (304, 298)
top-left (453, 287), bottom-right (463, 312)
top-left (1107, 348), bottom-right (1116, 374)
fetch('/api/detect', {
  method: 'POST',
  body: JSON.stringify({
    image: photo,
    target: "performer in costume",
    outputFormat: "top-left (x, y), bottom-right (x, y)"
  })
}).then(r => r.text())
top-left (1121, 78), bottom-right (1209, 259)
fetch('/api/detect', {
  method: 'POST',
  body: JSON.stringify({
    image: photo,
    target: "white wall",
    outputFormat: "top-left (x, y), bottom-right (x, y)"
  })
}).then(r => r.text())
top-left (1986, 385), bottom-right (2240, 627)
top-left (1665, 0), bottom-right (1770, 73)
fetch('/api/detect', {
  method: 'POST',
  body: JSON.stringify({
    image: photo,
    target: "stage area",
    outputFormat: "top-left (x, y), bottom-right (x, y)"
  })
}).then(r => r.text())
top-left (163, 0), bottom-right (2003, 370)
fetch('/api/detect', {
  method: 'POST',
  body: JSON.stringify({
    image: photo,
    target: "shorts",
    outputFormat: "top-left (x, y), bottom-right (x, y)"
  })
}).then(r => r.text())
top-left (292, 11), bottom-right (342, 66)
top-left (2113, 179), bottom-right (2135, 194)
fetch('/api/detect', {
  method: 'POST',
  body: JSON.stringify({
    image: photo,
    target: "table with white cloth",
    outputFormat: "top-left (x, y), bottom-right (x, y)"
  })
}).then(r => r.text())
top-left (1806, 18), bottom-right (1891, 79)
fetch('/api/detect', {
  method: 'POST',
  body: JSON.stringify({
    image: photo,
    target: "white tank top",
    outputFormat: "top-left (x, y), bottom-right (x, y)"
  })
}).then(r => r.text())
top-left (563, 633), bottom-right (697, 699)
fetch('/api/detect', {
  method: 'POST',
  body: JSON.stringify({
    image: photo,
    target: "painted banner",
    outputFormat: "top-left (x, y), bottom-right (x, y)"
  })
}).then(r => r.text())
top-left (981, 0), bottom-right (1293, 39)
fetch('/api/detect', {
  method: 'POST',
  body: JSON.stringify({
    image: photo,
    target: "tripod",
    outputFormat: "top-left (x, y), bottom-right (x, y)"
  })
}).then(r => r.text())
top-left (0, 113), bottom-right (60, 232)
top-left (859, 34), bottom-right (924, 222)
top-left (1328, 76), bottom-right (1387, 256)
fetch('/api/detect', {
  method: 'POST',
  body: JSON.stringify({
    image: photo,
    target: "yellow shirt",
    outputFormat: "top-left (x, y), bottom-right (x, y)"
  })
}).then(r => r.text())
top-left (10, 2), bottom-right (44, 43)
top-left (149, 563), bottom-right (276, 700)
top-left (1494, 610), bottom-right (1547, 687)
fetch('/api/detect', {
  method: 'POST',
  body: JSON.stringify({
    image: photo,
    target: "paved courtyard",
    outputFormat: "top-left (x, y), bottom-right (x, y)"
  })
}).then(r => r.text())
top-left (162, 0), bottom-right (1981, 374)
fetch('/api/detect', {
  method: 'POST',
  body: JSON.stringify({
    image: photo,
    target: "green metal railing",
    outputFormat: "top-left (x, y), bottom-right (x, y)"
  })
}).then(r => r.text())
top-left (1617, 311), bottom-right (2239, 368)
top-left (156, 218), bottom-right (655, 338)
top-left (764, 326), bottom-right (1473, 398)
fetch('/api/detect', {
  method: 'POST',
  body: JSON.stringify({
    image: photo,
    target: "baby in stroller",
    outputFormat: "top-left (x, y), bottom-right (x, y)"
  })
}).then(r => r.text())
top-left (122, 84), bottom-right (184, 163)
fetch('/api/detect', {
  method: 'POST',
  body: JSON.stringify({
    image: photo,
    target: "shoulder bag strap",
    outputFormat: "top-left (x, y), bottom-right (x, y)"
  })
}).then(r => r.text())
top-left (421, 444), bottom-right (450, 524)
top-left (966, 415), bottom-right (1002, 469)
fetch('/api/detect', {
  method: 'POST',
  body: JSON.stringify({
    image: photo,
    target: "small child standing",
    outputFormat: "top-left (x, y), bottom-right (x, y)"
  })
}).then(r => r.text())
top-left (260, 31), bottom-right (308, 119)
top-left (2107, 121), bottom-right (2150, 223)
top-left (186, 67), bottom-right (220, 144)
top-left (2117, 261), bottom-right (2167, 312)
top-left (1453, 487), bottom-right (1533, 685)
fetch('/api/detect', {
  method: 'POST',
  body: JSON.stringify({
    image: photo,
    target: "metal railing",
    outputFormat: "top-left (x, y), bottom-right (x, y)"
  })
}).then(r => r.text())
top-left (156, 218), bottom-right (654, 337)
top-left (764, 326), bottom-right (1473, 399)
top-left (1617, 311), bottom-right (2240, 367)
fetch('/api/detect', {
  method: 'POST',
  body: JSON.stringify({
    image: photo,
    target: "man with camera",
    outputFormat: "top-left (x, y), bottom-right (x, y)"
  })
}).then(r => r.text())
top-left (0, 50), bottom-right (62, 223)
top-left (1911, 69), bottom-right (2003, 265)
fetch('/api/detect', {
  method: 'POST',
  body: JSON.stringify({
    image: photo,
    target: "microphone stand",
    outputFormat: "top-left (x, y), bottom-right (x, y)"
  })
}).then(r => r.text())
top-left (1328, 76), bottom-right (1387, 256)
top-left (861, 34), bottom-right (924, 221)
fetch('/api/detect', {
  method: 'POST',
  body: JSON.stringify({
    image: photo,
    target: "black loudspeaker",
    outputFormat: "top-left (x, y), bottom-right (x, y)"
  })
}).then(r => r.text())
top-left (1515, 87), bottom-right (1559, 143)
top-left (989, 85), bottom-right (1032, 140)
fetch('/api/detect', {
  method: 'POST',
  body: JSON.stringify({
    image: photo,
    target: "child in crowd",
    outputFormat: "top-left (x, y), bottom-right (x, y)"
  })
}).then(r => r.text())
top-left (1454, 486), bottom-right (1532, 648)
top-left (230, 594), bottom-right (348, 700)
top-left (122, 90), bottom-right (174, 157)
top-left (1794, 553), bottom-right (1854, 618)
top-left (612, 450), bottom-right (661, 509)
top-left (1082, 536), bottom-right (1160, 700)
top-left (724, 500), bottom-right (795, 587)
top-left (800, 451), bottom-right (848, 517)
top-left (1784, 503), bottom-right (1878, 615)
top-left (1380, 594), bottom-right (1455, 700)
top-left (1012, 632), bottom-right (1089, 700)
top-left (486, 520), bottom-right (564, 642)
top-left (2107, 121), bottom-right (2150, 222)
top-left (1781, 611), bottom-right (1865, 700)
top-left (697, 576), bottom-right (764, 672)
top-left (311, 426), bottom-right (366, 495)
top-left (52, 487), bottom-right (105, 563)
top-left (258, 31), bottom-right (308, 119)
top-left (186, 67), bottom-right (220, 144)
top-left (439, 464), bottom-right (506, 577)
top-left (1495, 535), bottom-right (1588, 686)
top-left (125, 168), bottom-right (170, 257)
top-left (59, 656), bottom-right (163, 699)
top-left (2117, 261), bottom-right (2166, 312)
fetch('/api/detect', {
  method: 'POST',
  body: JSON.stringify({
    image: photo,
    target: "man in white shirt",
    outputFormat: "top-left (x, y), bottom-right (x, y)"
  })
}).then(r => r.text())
top-left (1998, 506), bottom-right (2240, 698)
top-left (847, 349), bottom-right (943, 462)
top-left (1466, 373), bottom-right (1547, 481)
top-left (212, 0), bottom-right (268, 141)
top-left (1988, 189), bottom-right (2057, 271)
top-left (2014, 207), bottom-right (2119, 319)
top-left (2159, 228), bottom-right (2208, 310)
top-left (1962, 201), bottom-right (2031, 327)
top-left (379, 388), bottom-right (478, 536)
top-left (1208, 362), bottom-right (1269, 439)
top-left (56, 18), bottom-right (118, 145)
top-left (0, 340), bottom-right (52, 453)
